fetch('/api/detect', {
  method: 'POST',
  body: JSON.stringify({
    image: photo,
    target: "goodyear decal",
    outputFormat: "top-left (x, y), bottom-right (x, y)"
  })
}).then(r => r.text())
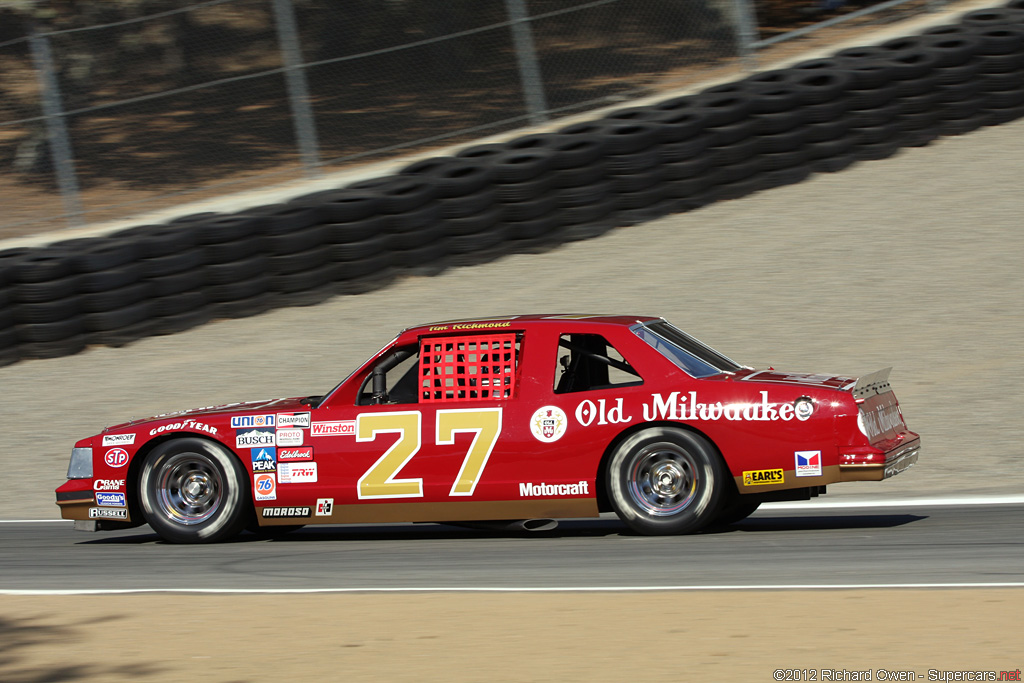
top-left (743, 469), bottom-right (784, 486)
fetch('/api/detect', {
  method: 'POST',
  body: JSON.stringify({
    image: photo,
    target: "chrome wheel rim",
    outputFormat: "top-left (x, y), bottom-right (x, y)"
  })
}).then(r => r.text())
top-left (156, 452), bottom-right (223, 525)
top-left (626, 442), bottom-right (699, 516)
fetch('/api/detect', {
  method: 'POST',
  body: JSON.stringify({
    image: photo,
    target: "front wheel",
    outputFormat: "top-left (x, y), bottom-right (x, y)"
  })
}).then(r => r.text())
top-left (606, 427), bottom-right (726, 535)
top-left (139, 437), bottom-right (249, 543)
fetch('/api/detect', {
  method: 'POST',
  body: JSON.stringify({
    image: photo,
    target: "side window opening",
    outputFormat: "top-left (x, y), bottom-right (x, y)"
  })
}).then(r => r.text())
top-left (554, 334), bottom-right (643, 394)
top-left (358, 345), bottom-right (419, 405)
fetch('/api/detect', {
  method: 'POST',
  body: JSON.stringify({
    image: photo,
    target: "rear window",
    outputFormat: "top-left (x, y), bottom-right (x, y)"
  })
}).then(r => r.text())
top-left (632, 321), bottom-right (742, 378)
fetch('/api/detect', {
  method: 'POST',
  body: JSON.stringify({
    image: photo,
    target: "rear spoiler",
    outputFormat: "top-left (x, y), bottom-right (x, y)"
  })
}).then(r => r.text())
top-left (851, 367), bottom-right (893, 400)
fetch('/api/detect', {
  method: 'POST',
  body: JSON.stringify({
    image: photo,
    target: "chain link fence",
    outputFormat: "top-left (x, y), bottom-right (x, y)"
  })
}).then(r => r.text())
top-left (0, 0), bottom-right (960, 239)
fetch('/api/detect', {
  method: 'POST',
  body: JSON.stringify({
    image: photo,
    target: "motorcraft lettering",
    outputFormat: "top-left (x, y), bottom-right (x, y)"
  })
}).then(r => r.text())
top-left (95, 491), bottom-right (126, 507)
top-left (311, 421), bottom-right (355, 436)
top-left (575, 398), bottom-right (631, 426)
top-left (859, 402), bottom-right (903, 440)
top-left (236, 428), bottom-right (275, 448)
top-left (230, 414), bottom-right (276, 429)
top-left (278, 447), bottom-right (313, 461)
top-left (103, 448), bottom-right (129, 468)
top-left (261, 506), bottom-right (311, 518)
top-left (279, 462), bottom-right (317, 484)
top-left (276, 428), bottom-right (304, 447)
top-left (149, 420), bottom-right (218, 436)
top-left (642, 391), bottom-right (813, 422)
top-left (276, 412), bottom-right (311, 429)
top-left (89, 507), bottom-right (128, 519)
top-left (94, 479), bottom-right (125, 491)
top-left (251, 447), bottom-right (277, 473)
top-left (101, 433), bottom-right (136, 447)
top-left (743, 469), bottom-right (784, 486)
top-left (519, 480), bottom-right (590, 497)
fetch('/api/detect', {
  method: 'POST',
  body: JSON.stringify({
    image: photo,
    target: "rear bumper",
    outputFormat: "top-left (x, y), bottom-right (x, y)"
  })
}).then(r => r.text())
top-left (839, 436), bottom-right (921, 482)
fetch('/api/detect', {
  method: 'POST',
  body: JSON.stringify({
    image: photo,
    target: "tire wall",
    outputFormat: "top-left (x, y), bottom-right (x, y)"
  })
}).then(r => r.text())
top-left (2, 4), bottom-right (1023, 365)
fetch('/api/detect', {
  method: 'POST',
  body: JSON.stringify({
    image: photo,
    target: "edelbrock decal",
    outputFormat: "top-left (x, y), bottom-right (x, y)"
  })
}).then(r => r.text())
top-left (101, 433), bottom-right (135, 447)
top-left (278, 447), bottom-right (313, 462)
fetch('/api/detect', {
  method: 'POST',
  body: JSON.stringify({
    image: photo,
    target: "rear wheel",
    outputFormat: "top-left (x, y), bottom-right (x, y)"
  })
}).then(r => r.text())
top-left (139, 437), bottom-right (249, 543)
top-left (606, 427), bottom-right (726, 535)
top-left (714, 497), bottom-right (761, 527)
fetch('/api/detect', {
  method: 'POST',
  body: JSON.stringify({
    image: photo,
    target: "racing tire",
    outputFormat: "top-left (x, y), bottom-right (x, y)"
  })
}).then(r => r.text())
top-left (606, 427), bottom-right (726, 535)
top-left (139, 437), bottom-right (250, 544)
top-left (713, 498), bottom-right (762, 527)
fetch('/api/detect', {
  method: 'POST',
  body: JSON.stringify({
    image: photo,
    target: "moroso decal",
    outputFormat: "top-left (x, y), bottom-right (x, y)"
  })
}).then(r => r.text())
top-left (743, 469), bottom-right (784, 486)
top-left (643, 391), bottom-right (812, 422)
top-left (530, 406), bottom-right (567, 443)
top-left (101, 434), bottom-right (136, 447)
top-left (795, 451), bottom-right (822, 477)
top-left (103, 448), bottom-right (129, 468)
top-left (262, 506), bottom-right (310, 518)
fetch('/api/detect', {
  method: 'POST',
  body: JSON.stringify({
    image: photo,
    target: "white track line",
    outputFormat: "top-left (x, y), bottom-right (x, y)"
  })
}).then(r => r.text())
top-left (3, 583), bottom-right (1024, 596)
top-left (5, 494), bottom-right (1023, 523)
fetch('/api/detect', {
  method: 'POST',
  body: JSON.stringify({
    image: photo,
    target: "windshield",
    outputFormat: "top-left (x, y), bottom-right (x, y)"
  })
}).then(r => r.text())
top-left (632, 321), bottom-right (743, 378)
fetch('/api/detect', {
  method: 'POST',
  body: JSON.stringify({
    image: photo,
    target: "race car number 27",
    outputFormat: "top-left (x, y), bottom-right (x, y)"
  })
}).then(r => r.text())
top-left (356, 409), bottom-right (502, 499)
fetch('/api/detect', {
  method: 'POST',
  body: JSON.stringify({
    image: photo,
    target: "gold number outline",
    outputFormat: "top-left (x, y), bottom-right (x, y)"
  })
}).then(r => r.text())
top-left (355, 408), bottom-right (503, 500)
top-left (436, 408), bottom-right (502, 497)
top-left (356, 411), bottom-right (422, 500)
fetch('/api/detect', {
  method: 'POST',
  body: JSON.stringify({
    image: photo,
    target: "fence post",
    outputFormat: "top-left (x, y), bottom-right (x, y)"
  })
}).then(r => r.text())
top-left (504, 0), bottom-right (549, 126)
top-left (730, 0), bottom-right (760, 72)
top-left (28, 25), bottom-right (83, 227)
top-left (272, 0), bottom-right (321, 176)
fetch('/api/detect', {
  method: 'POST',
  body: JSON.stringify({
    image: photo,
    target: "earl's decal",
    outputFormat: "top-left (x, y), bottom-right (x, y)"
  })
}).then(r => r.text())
top-left (743, 469), bottom-right (784, 486)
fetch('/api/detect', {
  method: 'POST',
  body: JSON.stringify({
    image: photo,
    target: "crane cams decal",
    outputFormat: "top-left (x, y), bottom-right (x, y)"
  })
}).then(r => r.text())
top-left (530, 406), bottom-right (567, 443)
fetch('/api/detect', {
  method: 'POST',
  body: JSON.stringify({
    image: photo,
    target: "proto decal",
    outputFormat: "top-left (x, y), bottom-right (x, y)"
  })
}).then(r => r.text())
top-left (519, 481), bottom-right (589, 497)
top-left (251, 448), bottom-right (277, 473)
top-left (231, 414), bottom-right (276, 429)
top-left (261, 506), bottom-right (310, 518)
top-left (103, 448), bottom-right (129, 468)
top-left (236, 428), bottom-right (275, 448)
top-left (278, 447), bottom-right (313, 461)
top-left (795, 450), bottom-right (822, 477)
top-left (277, 412), bottom-right (311, 429)
top-left (95, 491), bottom-right (126, 507)
top-left (148, 420), bottom-right (218, 436)
top-left (279, 462), bottom-right (317, 484)
top-left (93, 479), bottom-right (125, 491)
top-left (643, 391), bottom-right (813, 423)
top-left (311, 421), bottom-right (355, 437)
top-left (530, 406), bottom-right (567, 443)
top-left (276, 428), bottom-right (304, 447)
top-left (101, 433), bottom-right (135, 447)
top-left (89, 507), bottom-right (127, 519)
top-left (315, 498), bottom-right (333, 516)
top-left (743, 469), bottom-right (784, 486)
top-left (253, 473), bottom-right (277, 501)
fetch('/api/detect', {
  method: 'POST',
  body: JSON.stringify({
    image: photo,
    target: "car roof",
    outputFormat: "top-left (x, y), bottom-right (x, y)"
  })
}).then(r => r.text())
top-left (399, 314), bottom-right (661, 339)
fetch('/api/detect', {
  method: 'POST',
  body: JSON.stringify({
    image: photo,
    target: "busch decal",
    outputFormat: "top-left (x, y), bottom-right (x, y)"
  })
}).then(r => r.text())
top-left (530, 406), bottom-right (567, 443)
top-left (104, 448), bottom-right (129, 468)
top-left (236, 428), bottom-right (275, 448)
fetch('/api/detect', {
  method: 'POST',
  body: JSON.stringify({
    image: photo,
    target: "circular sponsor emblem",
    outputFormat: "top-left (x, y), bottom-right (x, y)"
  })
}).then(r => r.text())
top-left (104, 448), bottom-right (129, 468)
top-left (530, 406), bottom-right (567, 443)
top-left (794, 397), bottom-right (814, 421)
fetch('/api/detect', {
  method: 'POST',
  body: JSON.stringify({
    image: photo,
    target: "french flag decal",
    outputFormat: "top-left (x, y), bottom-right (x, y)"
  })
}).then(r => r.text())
top-left (795, 450), bottom-right (822, 477)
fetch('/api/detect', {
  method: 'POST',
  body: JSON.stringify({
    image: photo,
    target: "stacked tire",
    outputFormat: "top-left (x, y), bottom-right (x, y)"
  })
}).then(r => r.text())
top-left (244, 203), bottom-right (335, 306)
top-left (189, 215), bottom-right (272, 319)
top-left (2, 247), bottom-right (87, 359)
top-left (0, 259), bottom-right (16, 366)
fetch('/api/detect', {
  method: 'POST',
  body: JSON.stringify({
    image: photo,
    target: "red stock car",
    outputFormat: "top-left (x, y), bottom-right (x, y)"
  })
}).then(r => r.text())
top-left (56, 314), bottom-right (920, 543)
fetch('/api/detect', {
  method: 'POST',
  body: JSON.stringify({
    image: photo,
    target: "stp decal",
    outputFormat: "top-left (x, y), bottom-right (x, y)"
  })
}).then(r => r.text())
top-left (530, 406), bottom-right (567, 443)
top-left (103, 448), bottom-right (129, 468)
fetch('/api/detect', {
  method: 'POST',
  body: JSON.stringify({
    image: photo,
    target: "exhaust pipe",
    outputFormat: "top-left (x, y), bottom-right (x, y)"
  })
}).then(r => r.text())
top-left (445, 519), bottom-right (558, 532)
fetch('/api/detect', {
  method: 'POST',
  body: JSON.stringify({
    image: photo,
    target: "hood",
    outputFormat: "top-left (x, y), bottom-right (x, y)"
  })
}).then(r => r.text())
top-left (104, 396), bottom-right (311, 432)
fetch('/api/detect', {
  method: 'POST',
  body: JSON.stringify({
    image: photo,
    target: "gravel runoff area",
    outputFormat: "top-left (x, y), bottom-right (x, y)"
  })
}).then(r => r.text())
top-left (2, 115), bottom-right (1023, 519)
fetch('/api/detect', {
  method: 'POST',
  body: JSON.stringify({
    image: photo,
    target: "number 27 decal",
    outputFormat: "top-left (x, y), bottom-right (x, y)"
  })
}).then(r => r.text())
top-left (356, 408), bottom-right (502, 499)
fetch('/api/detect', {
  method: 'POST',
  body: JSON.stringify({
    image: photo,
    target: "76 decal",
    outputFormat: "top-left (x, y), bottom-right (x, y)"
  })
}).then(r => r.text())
top-left (356, 408), bottom-right (502, 500)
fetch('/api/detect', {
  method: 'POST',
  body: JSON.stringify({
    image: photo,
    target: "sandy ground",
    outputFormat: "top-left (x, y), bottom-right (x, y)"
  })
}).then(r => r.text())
top-left (2, 590), bottom-right (1022, 682)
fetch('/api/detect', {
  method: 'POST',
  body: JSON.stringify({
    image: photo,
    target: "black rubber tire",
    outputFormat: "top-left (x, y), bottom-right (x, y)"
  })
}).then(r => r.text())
top-left (139, 437), bottom-right (250, 544)
top-left (330, 234), bottom-right (389, 262)
top-left (207, 275), bottom-right (271, 303)
top-left (502, 193), bottom-right (559, 222)
top-left (194, 215), bottom-right (262, 245)
top-left (268, 247), bottom-right (331, 275)
top-left (495, 174), bottom-right (551, 203)
top-left (609, 167), bottom-right (665, 194)
top-left (14, 296), bottom-right (83, 324)
top-left (84, 300), bottom-right (153, 332)
top-left (706, 118), bottom-right (757, 147)
top-left (658, 134), bottom-right (712, 163)
top-left (205, 255), bottom-right (270, 285)
top-left (19, 334), bottom-right (87, 359)
top-left (550, 162), bottom-right (609, 189)
top-left (203, 236), bottom-right (264, 264)
top-left (141, 249), bottom-right (205, 278)
top-left (425, 160), bottom-right (495, 197)
top-left (16, 316), bottom-right (85, 343)
top-left (443, 206), bottom-right (503, 236)
top-left (271, 262), bottom-right (341, 293)
top-left (293, 190), bottom-right (382, 223)
top-left (242, 203), bottom-right (323, 234)
top-left (386, 202), bottom-right (442, 233)
top-left (82, 282), bottom-right (153, 313)
top-left (325, 215), bottom-right (388, 244)
top-left (438, 188), bottom-right (498, 219)
top-left (9, 250), bottom-right (76, 283)
top-left (713, 497), bottom-right (762, 527)
top-left (152, 290), bottom-right (208, 317)
top-left (606, 427), bottom-right (726, 535)
top-left (489, 150), bottom-right (554, 183)
top-left (605, 147), bottom-right (662, 175)
top-left (149, 269), bottom-right (207, 297)
top-left (80, 265), bottom-right (142, 294)
top-left (262, 224), bottom-right (330, 256)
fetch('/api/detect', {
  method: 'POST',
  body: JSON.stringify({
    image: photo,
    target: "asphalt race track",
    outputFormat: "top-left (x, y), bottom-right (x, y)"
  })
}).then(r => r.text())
top-left (4, 501), bottom-right (1022, 592)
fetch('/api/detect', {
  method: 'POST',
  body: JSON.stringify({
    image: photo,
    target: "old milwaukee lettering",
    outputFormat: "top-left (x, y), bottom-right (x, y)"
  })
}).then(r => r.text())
top-left (642, 391), bottom-right (807, 422)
